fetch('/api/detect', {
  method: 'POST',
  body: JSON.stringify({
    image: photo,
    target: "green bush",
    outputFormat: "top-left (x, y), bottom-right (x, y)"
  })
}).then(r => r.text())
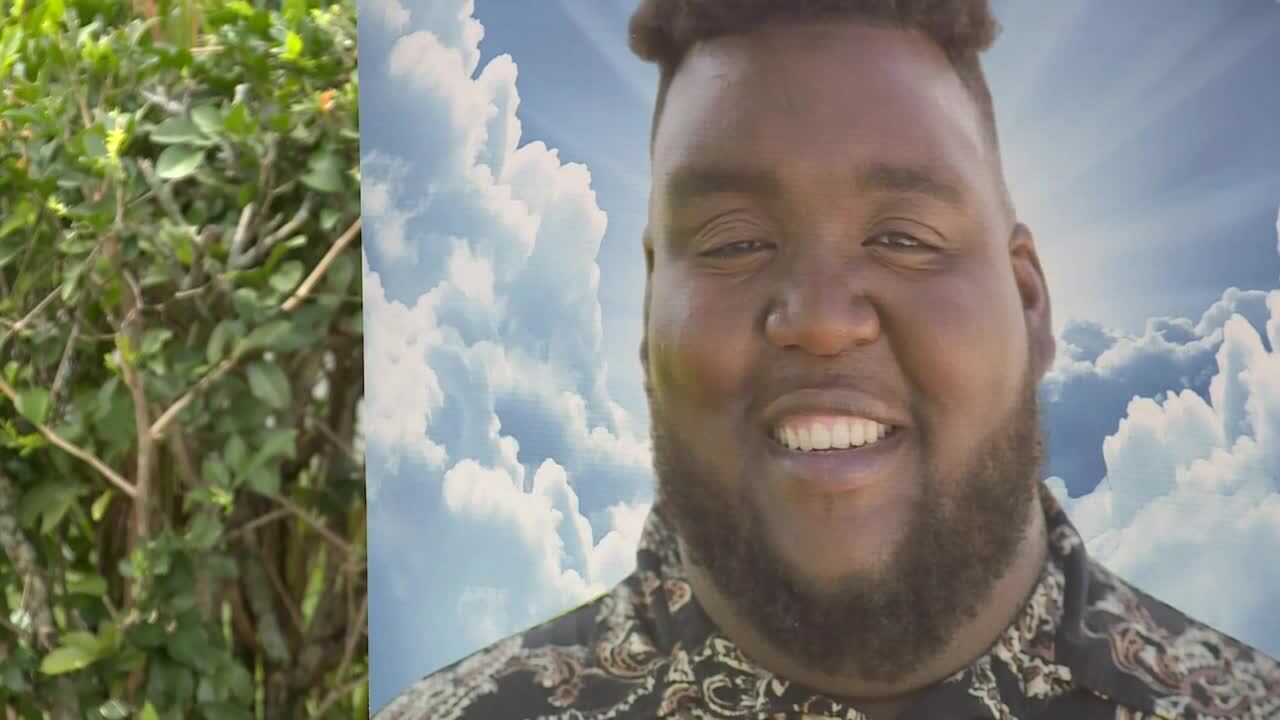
top-left (0, 0), bottom-right (366, 717)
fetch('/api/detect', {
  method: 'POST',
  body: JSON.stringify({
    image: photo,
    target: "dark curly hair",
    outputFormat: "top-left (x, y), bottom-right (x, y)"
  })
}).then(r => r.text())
top-left (627, 0), bottom-right (1004, 156)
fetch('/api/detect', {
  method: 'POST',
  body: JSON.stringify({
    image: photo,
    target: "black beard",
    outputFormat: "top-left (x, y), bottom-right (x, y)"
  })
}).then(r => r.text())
top-left (647, 370), bottom-right (1045, 682)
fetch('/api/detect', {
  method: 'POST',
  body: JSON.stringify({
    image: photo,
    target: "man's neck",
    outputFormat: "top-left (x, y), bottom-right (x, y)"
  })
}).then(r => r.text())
top-left (680, 494), bottom-right (1050, 717)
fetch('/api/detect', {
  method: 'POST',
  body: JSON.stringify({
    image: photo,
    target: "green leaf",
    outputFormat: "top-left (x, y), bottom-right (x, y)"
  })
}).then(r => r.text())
top-left (18, 481), bottom-right (81, 534)
top-left (141, 328), bottom-right (173, 355)
top-left (246, 361), bottom-right (290, 409)
top-left (245, 428), bottom-right (297, 473)
top-left (139, 702), bottom-right (159, 720)
top-left (155, 145), bottom-right (205, 180)
top-left (190, 105), bottom-right (222, 136)
top-left (81, 127), bottom-right (108, 159)
top-left (231, 287), bottom-right (265, 322)
top-left (186, 511), bottom-right (222, 550)
top-left (149, 117), bottom-right (208, 145)
top-left (166, 624), bottom-right (212, 671)
top-left (281, 30), bottom-right (302, 61)
top-left (243, 465), bottom-right (279, 496)
top-left (98, 621), bottom-right (123, 654)
top-left (224, 103), bottom-right (251, 135)
top-left (269, 259), bottom-right (304, 294)
top-left (202, 456), bottom-right (232, 489)
top-left (325, 251), bottom-right (356, 293)
top-left (15, 386), bottom-right (51, 424)
top-left (66, 573), bottom-right (107, 596)
top-left (207, 319), bottom-right (245, 364)
top-left (319, 207), bottom-right (340, 231)
top-left (0, 198), bottom-right (37, 239)
top-left (91, 488), bottom-right (114, 521)
top-left (60, 631), bottom-right (102, 655)
top-left (224, 435), bottom-right (248, 473)
top-left (239, 319), bottom-right (293, 352)
top-left (39, 645), bottom-right (97, 675)
top-left (301, 151), bottom-right (342, 193)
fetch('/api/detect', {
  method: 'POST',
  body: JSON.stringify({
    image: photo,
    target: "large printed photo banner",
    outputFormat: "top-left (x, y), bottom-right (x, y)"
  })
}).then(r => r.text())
top-left (356, 0), bottom-right (1280, 712)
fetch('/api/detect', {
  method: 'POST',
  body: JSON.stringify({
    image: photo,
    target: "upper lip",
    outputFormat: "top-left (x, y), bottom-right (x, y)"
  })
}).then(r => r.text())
top-left (760, 388), bottom-right (910, 432)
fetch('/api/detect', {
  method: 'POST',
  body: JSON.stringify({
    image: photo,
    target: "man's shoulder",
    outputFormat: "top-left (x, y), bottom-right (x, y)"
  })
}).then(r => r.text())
top-left (373, 580), bottom-right (658, 720)
top-left (1072, 559), bottom-right (1280, 718)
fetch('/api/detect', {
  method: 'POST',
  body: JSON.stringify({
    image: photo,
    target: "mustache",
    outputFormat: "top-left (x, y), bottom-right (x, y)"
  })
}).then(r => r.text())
top-left (746, 365), bottom-right (907, 416)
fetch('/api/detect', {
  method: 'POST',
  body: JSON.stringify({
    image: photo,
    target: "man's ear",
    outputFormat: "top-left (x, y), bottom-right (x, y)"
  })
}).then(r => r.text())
top-left (1010, 223), bottom-right (1055, 380)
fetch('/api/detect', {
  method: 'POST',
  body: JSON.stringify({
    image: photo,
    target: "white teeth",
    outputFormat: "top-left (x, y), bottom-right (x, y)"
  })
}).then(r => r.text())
top-left (797, 426), bottom-right (812, 452)
top-left (811, 424), bottom-right (831, 450)
top-left (830, 420), bottom-right (850, 448)
top-left (849, 420), bottom-right (866, 447)
top-left (774, 417), bottom-right (893, 452)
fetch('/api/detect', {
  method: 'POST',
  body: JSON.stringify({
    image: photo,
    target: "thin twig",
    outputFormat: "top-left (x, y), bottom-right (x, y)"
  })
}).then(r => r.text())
top-left (48, 316), bottom-right (81, 412)
top-left (311, 673), bottom-right (368, 719)
top-left (139, 88), bottom-right (184, 115)
top-left (261, 551), bottom-right (305, 636)
top-left (114, 265), bottom-right (155, 540)
top-left (0, 285), bottom-right (60, 357)
top-left (315, 421), bottom-right (360, 466)
top-left (229, 202), bottom-right (255, 264)
top-left (137, 159), bottom-right (190, 228)
top-left (0, 376), bottom-right (137, 498)
top-left (333, 592), bottom-right (366, 690)
top-left (282, 218), bottom-right (361, 313)
top-left (148, 352), bottom-right (239, 441)
top-left (250, 490), bottom-right (353, 559)
top-left (224, 508), bottom-right (291, 543)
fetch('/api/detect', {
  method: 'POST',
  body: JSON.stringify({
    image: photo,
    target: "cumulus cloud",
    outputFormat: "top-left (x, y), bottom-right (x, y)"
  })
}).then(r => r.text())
top-left (1047, 286), bottom-right (1280, 657)
top-left (360, 1), bottom-right (655, 709)
top-left (1040, 287), bottom-right (1273, 497)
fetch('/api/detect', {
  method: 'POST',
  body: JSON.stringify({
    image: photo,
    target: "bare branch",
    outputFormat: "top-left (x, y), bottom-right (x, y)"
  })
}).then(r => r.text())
top-left (148, 352), bottom-right (239, 441)
top-left (140, 87), bottom-right (185, 115)
top-left (281, 217), bottom-right (361, 313)
top-left (229, 202), bottom-right (256, 265)
top-left (137, 158), bottom-right (191, 228)
top-left (249, 489), bottom-right (354, 560)
top-left (0, 375), bottom-right (137, 497)
top-left (312, 672), bottom-right (368, 719)
top-left (0, 284), bottom-right (60, 357)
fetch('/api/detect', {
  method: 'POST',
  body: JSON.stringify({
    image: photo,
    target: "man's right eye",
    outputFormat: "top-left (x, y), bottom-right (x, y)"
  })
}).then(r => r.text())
top-left (701, 239), bottom-right (771, 257)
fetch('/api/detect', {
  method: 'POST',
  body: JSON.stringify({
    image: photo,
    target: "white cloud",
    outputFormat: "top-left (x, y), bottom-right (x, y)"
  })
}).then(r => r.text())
top-left (364, 0), bottom-right (410, 32)
top-left (362, 262), bottom-right (448, 471)
top-left (361, 2), bottom-right (656, 707)
top-left (1050, 286), bottom-right (1280, 655)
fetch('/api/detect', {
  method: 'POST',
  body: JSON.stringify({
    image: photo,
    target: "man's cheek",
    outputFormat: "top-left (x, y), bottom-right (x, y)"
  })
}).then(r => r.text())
top-left (649, 315), bottom-right (752, 413)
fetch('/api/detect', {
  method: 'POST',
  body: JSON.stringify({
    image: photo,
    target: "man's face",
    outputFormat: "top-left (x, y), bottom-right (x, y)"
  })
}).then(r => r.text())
top-left (643, 21), bottom-right (1054, 674)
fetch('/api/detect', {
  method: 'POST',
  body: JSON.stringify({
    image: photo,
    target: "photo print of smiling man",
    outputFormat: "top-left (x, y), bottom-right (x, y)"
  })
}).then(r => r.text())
top-left (357, 1), bottom-right (1280, 718)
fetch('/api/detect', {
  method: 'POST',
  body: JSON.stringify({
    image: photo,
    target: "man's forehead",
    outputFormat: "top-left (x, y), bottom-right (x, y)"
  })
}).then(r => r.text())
top-left (648, 20), bottom-right (990, 210)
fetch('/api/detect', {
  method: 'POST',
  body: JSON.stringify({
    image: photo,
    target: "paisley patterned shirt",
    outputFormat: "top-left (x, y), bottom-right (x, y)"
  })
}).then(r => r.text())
top-left (377, 488), bottom-right (1280, 719)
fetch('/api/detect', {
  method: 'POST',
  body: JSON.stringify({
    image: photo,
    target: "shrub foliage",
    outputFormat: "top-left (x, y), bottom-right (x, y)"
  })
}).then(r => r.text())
top-left (0, 0), bottom-right (366, 716)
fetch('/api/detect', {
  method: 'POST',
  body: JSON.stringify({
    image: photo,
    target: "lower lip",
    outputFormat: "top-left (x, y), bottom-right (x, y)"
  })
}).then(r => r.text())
top-left (764, 427), bottom-right (907, 495)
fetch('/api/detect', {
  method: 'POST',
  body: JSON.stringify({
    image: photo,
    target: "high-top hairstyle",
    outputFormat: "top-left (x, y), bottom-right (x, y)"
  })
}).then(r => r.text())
top-left (627, 0), bottom-right (1004, 158)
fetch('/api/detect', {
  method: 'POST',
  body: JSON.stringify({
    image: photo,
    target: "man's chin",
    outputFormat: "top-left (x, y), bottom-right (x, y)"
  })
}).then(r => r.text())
top-left (759, 507), bottom-right (908, 591)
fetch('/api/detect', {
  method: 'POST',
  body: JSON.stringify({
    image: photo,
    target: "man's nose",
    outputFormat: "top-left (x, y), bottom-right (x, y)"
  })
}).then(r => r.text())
top-left (763, 260), bottom-right (880, 357)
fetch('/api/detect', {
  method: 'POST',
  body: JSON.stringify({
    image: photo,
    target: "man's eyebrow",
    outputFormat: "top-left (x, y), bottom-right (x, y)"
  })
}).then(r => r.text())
top-left (661, 162), bottom-right (966, 209)
top-left (856, 162), bottom-right (965, 207)
top-left (662, 166), bottom-right (780, 210)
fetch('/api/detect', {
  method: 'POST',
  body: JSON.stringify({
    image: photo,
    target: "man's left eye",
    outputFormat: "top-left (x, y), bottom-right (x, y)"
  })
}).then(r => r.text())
top-left (703, 239), bottom-right (771, 257)
top-left (869, 232), bottom-right (930, 250)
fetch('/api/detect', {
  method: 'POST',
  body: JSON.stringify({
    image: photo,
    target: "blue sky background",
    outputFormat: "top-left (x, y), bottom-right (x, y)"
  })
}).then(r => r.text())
top-left (357, 0), bottom-right (1280, 711)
